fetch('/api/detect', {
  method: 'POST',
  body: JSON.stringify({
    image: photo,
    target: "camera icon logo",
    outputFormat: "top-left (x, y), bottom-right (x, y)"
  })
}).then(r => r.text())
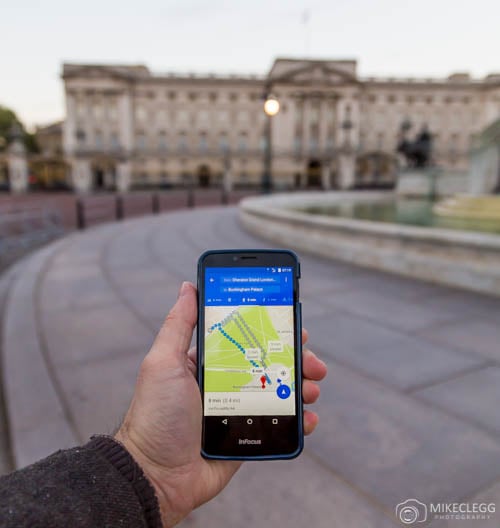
top-left (396, 499), bottom-right (428, 524)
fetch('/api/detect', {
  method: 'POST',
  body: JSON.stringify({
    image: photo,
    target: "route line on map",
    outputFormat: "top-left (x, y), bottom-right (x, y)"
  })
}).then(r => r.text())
top-left (209, 317), bottom-right (272, 384)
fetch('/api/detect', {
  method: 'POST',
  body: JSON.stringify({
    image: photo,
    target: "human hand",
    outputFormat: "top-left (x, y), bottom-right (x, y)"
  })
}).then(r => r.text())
top-left (116, 281), bottom-right (327, 527)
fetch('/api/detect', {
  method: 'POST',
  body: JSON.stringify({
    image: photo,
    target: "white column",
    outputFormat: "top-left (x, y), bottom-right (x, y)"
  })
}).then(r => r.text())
top-left (63, 90), bottom-right (77, 156)
top-left (302, 96), bottom-right (310, 157)
top-left (8, 142), bottom-right (28, 193)
top-left (222, 157), bottom-right (233, 194)
top-left (71, 158), bottom-right (92, 193)
top-left (119, 90), bottom-right (134, 152)
top-left (319, 97), bottom-right (329, 151)
top-left (117, 160), bottom-right (132, 192)
top-left (338, 151), bottom-right (356, 189)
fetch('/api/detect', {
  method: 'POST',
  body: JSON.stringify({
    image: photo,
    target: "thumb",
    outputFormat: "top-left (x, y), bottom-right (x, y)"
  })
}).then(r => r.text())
top-left (151, 282), bottom-right (198, 368)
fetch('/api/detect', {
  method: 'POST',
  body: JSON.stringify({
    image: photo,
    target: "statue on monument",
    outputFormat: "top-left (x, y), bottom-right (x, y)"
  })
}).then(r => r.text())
top-left (397, 121), bottom-right (433, 168)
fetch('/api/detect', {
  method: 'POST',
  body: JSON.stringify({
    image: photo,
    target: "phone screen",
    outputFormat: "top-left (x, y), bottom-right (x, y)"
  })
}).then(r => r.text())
top-left (199, 254), bottom-right (302, 460)
top-left (203, 266), bottom-right (295, 418)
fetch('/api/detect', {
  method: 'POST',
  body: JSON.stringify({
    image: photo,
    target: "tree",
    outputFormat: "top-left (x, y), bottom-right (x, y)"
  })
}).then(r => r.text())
top-left (0, 105), bottom-right (39, 153)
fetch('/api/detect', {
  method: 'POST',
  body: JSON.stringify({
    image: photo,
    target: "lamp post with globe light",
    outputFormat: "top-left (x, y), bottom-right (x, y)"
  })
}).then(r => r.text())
top-left (261, 92), bottom-right (280, 193)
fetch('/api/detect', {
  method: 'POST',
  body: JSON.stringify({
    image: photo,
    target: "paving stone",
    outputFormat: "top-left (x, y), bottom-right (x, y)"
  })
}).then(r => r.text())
top-left (428, 478), bottom-right (500, 527)
top-left (307, 313), bottom-right (485, 390)
top-left (422, 318), bottom-right (500, 362)
top-left (54, 351), bottom-right (143, 440)
top-left (304, 311), bottom-right (405, 363)
top-left (117, 282), bottom-right (181, 325)
top-left (415, 367), bottom-right (500, 436)
top-left (307, 360), bottom-right (500, 510)
top-left (320, 287), bottom-right (466, 332)
top-left (180, 453), bottom-right (400, 528)
top-left (41, 302), bottom-right (154, 366)
top-left (422, 288), bottom-right (500, 322)
top-left (42, 269), bottom-right (116, 312)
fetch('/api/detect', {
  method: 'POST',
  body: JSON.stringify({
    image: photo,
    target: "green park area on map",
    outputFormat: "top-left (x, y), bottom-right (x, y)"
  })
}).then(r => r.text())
top-left (204, 305), bottom-right (294, 393)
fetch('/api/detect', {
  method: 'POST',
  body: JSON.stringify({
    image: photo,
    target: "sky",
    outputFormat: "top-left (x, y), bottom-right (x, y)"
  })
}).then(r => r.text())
top-left (2, 0), bottom-right (500, 129)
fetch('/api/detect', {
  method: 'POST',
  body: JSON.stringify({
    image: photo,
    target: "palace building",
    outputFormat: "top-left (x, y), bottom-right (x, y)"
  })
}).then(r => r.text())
top-left (61, 58), bottom-right (500, 192)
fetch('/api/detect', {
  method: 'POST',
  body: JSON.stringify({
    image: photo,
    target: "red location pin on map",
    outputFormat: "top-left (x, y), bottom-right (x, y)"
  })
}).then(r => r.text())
top-left (260, 375), bottom-right (266, 389)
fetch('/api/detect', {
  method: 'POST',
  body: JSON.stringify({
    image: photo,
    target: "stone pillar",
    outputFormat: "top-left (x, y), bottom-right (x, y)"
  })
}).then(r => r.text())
top-left (321, 163), bottom-right (331, 189)
top-left (116, 160), bottom-right (132, 193)
top-left (63, 90), bottom-right (77, 155)
top-left (71, 158), bottom-right (92, 193)
top-left (8, 140), bottom-right (28, 193)
top-left (338, 151), bottom-right (356, 189)
top-left (222, 155), bottom-right (233, 194)
top-left (119, 90), bottom-right (134, 152)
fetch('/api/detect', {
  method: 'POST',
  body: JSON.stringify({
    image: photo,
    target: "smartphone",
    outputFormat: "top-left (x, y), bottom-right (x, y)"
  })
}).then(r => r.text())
top-left (197, 249), bottom-right (303, 460)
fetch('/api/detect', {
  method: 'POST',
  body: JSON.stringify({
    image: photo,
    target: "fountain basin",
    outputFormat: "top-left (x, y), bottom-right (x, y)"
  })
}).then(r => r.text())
top-left (239, 191), bottom-right (500, 297)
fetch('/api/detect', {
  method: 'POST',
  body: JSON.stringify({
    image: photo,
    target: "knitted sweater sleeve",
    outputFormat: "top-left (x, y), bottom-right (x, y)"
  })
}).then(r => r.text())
top-left (0, 436), bottom-right (162, 528)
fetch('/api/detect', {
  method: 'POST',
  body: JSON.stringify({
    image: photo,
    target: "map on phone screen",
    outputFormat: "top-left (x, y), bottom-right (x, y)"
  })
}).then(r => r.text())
top-left (203, 267), bottom-right (295, 416)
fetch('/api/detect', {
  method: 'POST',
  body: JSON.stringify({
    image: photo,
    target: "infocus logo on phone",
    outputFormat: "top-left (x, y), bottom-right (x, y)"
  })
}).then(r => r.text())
top-left (396, 498), bottom-right (496, 524)
top-left (238, 439), bottom-right (262, 445)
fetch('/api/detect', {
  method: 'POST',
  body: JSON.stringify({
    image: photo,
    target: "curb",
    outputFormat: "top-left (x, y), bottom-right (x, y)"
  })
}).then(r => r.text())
top-left (1, 239), bottom-right (79, 469)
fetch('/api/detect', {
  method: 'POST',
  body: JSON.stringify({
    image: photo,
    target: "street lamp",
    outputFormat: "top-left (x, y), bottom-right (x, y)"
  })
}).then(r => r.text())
top-left (262, 93), bottom-right (280, 193)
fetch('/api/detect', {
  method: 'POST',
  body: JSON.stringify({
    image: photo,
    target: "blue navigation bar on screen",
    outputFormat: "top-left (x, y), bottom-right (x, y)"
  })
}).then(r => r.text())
top-left (205, 266), bottom-right (293, 306)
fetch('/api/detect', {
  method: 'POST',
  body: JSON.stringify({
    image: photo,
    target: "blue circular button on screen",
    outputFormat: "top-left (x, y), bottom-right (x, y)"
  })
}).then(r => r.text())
top-left (277, 384), bottom-right (291, 399)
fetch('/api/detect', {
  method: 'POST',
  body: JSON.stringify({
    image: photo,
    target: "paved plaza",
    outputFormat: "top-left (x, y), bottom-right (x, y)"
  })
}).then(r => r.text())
top-left (2, 206), bottom-right (500, 527)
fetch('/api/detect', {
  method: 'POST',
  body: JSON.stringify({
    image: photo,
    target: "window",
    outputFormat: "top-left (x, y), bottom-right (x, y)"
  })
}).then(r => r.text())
top-left (238, 110), bottom-right (249, 123)
top-left (219, 133), bottom-right (228, 152)
top-left (387, 94), bottom-right (396, 103)
top-left (310, 103), bottom-right (320, 126)
top-left (188, 92), bottom-right (197, 101)
top-left (209, 92), bottom-right (217, 102)
top-left (199, 132), bottom-right (208, 153)
top-left (178, 132), bottom-right (187, 152)
top-left (310, 123), bottom-right (319, 139)
top-left (136, 132), bottom-right (146, 150)
top-left (293, 136), bottom-right (302, 155)
top-left (377, 132), bottom-right (384, 150)
top-left (309, 137), bottom-right (318, 152)
top-left (76, 100), bottom-right (86, 120)
top-left (219, 110), bottom-right (229, 123)
top-left (229, 93), bottom-right (238, 102)
top-left (295, 102), bottom-right (303, 125)
top-left (75, 129), bottom-right (86, 145)
top-left (95, 130), bottom-right (103, 149)
top-left (107, 101), bottom-right (117, 121)
top-left (167, 91), bottom-right (177, 100)
top-left (325, 134), bottom-right (335, 151)
top-left (94, 103), bottom-right (103, 120)
top-left (110, 132), bottom-right (120, 150)
top-left (238, 132), bottom-right (247, 153)
top-left (158, 132), bottom-right (167, 151)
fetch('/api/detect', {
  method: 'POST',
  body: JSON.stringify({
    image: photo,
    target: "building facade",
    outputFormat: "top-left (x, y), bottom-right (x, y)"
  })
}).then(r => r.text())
top-left (62, 59), bottom-right (500, 192)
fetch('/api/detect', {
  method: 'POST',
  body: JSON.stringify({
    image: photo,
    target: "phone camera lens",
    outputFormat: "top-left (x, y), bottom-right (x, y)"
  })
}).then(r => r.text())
top-left (233, 256), bottom-right (238, 261)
